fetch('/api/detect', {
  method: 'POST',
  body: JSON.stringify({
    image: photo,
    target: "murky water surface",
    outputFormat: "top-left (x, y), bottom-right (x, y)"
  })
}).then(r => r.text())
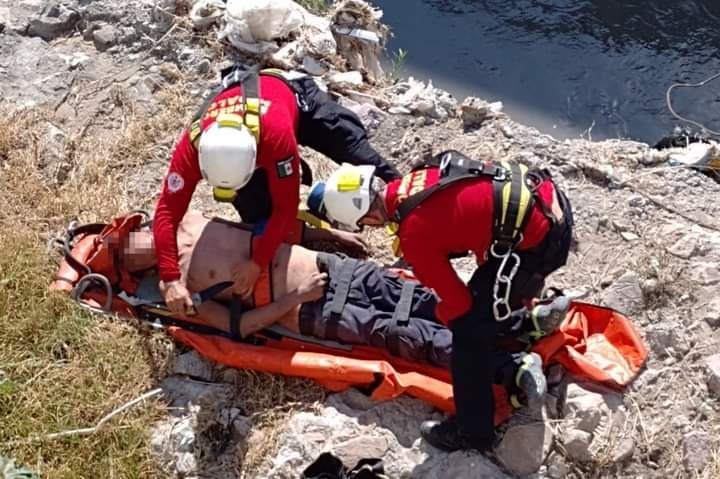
top-left (377, 0), bottom-right (720, 141)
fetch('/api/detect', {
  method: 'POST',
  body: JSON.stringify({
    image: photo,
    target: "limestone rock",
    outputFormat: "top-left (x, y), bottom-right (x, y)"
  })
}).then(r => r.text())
top-left (705, 353), bottom-right (720, 399)
top-left (611, 436), bottom-right (635, 463)
top-left (27, 2), bottom-right (80, 41)
top-left (689, 261), bottom-right (720, 286)
top-left (563, 428), bottom-right (592, 462)
top-left (160, 376), bottom-right (234, 409)
top-left (683, 431), bottom-right (715, 473)
top-left (257, 399), bottom-right (508, 478)
top-left (333, 436), bottom-right (389, 467)
top-left (601, 271), bottom-right (644, 314)
top-left (232, 415), bottom-right (252, 440)
top-left (700, 298), bottom-right (720, 328)
top-left (173, 351), bottom-right (214, 381)
top-left (645, 323), bottom-right (690, 358)
top-left (461, 96), bottom-right (503, 129)
top-left (92, 25), bottom-right (118, 52)
top-left (669, 233), bottom-right (700, 259)
top-left (495, 422), bottom-right (553, 475)
top-left (620, 231), bottom-right (640, 242)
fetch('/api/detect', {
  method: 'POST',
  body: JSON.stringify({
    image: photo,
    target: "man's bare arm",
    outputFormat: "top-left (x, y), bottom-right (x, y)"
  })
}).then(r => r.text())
top-left (303, 227), bottom-right (369, 256)
top-left (193, 272), bottom-right (328, 338)
top-left (193, 294), bottom-right (299, 338)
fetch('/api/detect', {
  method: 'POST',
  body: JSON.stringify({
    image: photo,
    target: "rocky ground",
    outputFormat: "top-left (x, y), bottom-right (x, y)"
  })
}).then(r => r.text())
top-left (2, 0), bottom-right (719, 478)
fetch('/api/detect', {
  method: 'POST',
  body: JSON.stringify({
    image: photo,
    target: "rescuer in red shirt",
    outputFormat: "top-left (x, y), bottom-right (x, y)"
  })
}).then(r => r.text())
top-left (308, 151), bottom-right (574, 451)
top-left (154, 66), bottom-right (401, 315)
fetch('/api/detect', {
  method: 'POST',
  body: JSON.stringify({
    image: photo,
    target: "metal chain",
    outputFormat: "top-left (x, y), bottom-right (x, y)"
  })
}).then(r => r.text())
top-left (490, 241), bottom-right (522, 322)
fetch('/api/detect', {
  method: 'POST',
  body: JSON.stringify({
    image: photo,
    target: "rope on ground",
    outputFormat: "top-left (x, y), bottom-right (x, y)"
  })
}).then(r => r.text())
top-left (666, 70), bottom-right (720, 136)
top-left (3, 387), bottom-right (162, 446)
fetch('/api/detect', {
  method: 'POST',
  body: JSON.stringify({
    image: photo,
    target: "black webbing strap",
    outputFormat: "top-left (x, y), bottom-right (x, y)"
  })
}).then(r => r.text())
top-left (322, 258), bottom-right (359, 340)
top-left (394, 150), bottom-right (507, 223)
top-left (329, 258), bottom-right (359, 316)
top-left (392, 280), bottom-right (417, 326)
top-left (386, 280), bottom-right (418, 357)
top-left (229, 293), bottom-right (246, 340)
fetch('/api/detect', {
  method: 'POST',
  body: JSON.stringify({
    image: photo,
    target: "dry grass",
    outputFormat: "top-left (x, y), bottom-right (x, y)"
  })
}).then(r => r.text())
top-left (0, 233), bottom-right (166, 478)
top-left (0, 87), bottom-right (192, 476)
top-left (0, 80), bottom-right (331, 476)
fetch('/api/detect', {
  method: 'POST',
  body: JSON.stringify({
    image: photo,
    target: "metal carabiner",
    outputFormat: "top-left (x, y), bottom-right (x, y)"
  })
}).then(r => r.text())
top-left (71, 273), bottom-right (113, 314)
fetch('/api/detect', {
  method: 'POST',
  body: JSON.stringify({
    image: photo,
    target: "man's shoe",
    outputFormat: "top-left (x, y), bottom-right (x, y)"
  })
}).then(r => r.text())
top-left (514, 352), bottom-right (547, 409)
top-left (420, 418), bottom-right (490, 452)
top-left (529, 294), bottom-right (570, 338)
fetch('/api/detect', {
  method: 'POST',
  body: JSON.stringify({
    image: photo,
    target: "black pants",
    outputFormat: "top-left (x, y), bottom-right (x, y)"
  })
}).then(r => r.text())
top-left (299, 253), bottom-right (523, 378)
top-left (231, 76), bottom-right (401, 223)
top-left (288, 77), bottom-right (401, 184)
top-left (452, 190), bottom-right (574, 447)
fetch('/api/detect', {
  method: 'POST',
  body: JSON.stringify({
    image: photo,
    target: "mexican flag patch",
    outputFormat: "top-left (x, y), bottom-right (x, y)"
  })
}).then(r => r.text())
top-left (276, 156), bottom-right (294, 178)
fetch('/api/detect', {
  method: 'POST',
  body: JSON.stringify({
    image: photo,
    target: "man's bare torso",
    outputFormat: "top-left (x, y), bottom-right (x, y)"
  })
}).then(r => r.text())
top-left (177, 211), bottom-right (319, 307)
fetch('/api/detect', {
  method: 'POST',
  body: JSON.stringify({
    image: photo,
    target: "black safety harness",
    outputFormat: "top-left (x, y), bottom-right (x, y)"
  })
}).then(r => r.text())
top-left (188, 66), bottom-right (314, 191)
top-left (393, 150), bottom-right (557, 321)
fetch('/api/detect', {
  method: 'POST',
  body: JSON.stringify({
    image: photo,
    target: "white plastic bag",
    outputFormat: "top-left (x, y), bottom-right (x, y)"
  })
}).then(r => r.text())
top-left (224, 0), bottom-right (306, 43)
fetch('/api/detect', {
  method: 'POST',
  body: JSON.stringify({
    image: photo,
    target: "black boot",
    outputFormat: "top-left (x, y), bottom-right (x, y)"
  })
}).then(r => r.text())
top-left (420, 417), bottom-right (491, 452)
top-left (513, 352), bottom-right (547, 409)
top-left (527, 294), bottom-right (571, 339)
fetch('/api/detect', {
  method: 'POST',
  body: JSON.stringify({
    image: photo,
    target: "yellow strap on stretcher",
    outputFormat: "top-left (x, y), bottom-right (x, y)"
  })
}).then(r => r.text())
top-left (297, 210), bottom-right (332, 230)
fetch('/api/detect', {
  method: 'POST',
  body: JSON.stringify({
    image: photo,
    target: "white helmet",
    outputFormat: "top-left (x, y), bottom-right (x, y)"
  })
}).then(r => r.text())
top-left (323, 164), bottom-right (376, 230)
top-left (198, 114), bottom-right (257, 197)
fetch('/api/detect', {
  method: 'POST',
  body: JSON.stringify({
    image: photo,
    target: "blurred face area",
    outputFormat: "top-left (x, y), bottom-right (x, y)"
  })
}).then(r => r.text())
top-left (359, 192), bottom-right (387, 227)
top-left (122, 231), bottom-right (157, 273)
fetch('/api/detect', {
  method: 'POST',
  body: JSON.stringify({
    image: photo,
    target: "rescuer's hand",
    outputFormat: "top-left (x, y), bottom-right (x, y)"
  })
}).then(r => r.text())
top-left (160, 280), bottom-right (194, 316)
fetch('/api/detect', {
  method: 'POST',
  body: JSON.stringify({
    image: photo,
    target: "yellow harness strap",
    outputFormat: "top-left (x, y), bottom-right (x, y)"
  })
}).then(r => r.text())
top-left (189, 72), bottom-right (263, 150)
top-left (498, 160), bottom-right (533, 241)
top-left (297, 210), bottom-right (332, 230)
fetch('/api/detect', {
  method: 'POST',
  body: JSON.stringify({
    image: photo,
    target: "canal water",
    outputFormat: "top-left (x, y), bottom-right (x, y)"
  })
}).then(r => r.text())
top-left (376, 0), bottom-right (720, 142)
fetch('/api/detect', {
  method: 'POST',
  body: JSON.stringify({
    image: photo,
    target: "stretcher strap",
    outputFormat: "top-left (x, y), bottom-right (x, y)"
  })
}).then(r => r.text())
top-left (321, 258), bottom-right (360, 341)
top-left (329, 259), bottom-right (359, 316)
top-left (386, 281), bottom-right (418, 357)
top-left (392, 280), bottom-right (418, 326)
top-left (230, 293), bottom-right (246, 339)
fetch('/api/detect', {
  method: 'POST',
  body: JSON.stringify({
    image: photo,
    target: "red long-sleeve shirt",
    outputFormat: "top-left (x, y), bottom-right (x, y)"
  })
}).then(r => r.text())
top-left (154, 76), bottom-right (300, 282)
top-left (386, 167), bottom-right (556, 324)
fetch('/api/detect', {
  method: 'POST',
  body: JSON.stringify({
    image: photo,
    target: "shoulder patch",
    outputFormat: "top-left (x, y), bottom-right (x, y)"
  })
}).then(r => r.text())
top-left (167, 172), bottom-right (185, 193)
top-left (276, 156), bottom-right (294, 178)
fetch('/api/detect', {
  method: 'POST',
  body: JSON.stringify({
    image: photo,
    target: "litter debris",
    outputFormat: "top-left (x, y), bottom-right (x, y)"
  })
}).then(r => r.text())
top-left (667, 141), bottom-right (720, 172)
top-left (331, 1), bottom-right (389, 84)
top-left (189, 0), bottom-right (226, 30)
top-left (223, 0), bottom-right (306, 44)
top-left (386, 77), bottom-right (458, 120)
top-left (328, 70), bottom-right (364, 87)
top-left (0, 456), bottom-right (39, 479)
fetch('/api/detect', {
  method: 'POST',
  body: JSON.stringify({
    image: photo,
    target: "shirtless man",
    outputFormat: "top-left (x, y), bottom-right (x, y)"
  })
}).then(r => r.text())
top-left (124, 211), bottom-right (567, 402)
